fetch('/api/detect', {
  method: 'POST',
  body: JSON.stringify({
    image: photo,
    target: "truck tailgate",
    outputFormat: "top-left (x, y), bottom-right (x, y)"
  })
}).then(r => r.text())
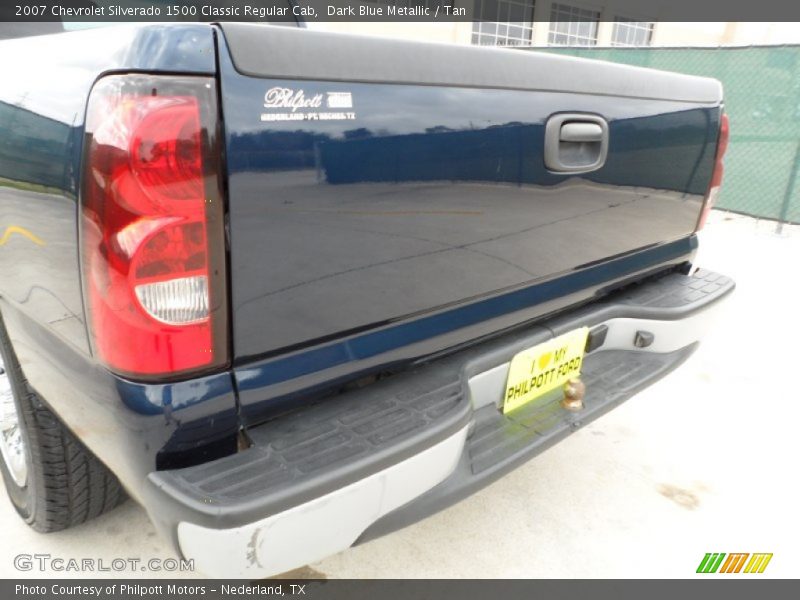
top-left (215, 24), bottom-right (722, 419)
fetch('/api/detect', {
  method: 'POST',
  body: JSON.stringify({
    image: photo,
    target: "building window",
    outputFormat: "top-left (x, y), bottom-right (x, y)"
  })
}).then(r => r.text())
top-left (611, 18), bottom-right (655, 46)
top-left (471, 0), bottom-right (535, 47)
top-left (547, 3), bottom-right (600, 46)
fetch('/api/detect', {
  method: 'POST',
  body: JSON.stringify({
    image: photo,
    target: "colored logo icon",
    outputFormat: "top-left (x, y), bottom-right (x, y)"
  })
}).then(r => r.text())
top-left (697, 553), bottom-right (773, 573)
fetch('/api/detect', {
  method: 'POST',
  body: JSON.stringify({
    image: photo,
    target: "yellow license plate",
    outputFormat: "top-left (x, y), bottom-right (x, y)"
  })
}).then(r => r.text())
top-left (502, 327), bottom-right (589, 414)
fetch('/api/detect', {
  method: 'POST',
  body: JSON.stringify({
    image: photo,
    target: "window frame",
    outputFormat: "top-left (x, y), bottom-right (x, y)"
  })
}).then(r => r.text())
top-left (547, 2), bottom-right (602, 47)
top-left (610, 17), bottom-right (656, 47)
top-left (471, 0), bottom-right (536, 48)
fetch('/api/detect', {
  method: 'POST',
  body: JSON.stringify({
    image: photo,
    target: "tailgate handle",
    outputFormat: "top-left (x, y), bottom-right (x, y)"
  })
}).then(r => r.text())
top-left (544, 113), bottom-right (609, 173)
top-left (559, 122), bottom-right (604, 143)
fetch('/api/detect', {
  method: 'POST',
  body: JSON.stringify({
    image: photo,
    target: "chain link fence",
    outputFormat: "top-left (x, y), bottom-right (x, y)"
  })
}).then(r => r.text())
top-left (538, 46), bottom-right (800, 227)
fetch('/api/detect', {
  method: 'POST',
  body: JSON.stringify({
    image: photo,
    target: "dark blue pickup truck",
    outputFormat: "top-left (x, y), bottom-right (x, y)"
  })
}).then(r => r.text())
top-left (0, 21), bottom-right (732, 577)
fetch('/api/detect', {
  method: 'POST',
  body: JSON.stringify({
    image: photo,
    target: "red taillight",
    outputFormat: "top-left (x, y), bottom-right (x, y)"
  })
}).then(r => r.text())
top-left (81, 75), bottom-right (228, 378)
top-left (697, 112), bottom-right (730, 230)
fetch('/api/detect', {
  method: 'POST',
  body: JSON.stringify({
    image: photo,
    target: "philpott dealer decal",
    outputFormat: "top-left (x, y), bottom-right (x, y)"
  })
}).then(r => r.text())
top-left (261, 87), bottom-right (356, 122)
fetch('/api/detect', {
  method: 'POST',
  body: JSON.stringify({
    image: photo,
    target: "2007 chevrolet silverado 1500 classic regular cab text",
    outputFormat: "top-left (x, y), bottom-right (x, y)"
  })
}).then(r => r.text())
top-left (0, 20), bottom-right (733, 577)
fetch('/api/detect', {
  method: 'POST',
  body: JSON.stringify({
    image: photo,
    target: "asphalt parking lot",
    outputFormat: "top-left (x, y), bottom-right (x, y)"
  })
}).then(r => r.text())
top-left (1, 210), bottom-right (797, 579)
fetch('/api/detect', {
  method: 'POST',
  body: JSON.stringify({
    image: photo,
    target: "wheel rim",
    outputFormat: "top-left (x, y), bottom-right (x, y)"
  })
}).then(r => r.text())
top-left (0, 354), bottom-right (27, 487)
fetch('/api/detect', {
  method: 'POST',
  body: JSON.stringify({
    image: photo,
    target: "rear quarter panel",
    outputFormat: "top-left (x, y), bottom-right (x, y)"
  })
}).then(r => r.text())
top-left (0, 24), bottom-right (237, 498)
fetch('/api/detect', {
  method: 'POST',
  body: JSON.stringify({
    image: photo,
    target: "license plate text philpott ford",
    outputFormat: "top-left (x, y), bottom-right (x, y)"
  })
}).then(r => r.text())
top-left (503, 327), bottom-right (589, 413)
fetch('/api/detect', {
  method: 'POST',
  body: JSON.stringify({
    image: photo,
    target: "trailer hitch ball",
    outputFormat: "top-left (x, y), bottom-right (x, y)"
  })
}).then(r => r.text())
top-left (562, 378), bottom-right (586, 411)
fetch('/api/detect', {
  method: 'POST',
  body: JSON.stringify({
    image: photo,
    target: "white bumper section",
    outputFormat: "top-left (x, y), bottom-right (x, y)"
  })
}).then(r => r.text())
top-left (178, 426), bottom-right (469, 578)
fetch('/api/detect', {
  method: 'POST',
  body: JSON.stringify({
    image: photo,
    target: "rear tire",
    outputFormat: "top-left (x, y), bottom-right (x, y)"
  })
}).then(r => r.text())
top-left (0, 314), bottom-right (125, 532)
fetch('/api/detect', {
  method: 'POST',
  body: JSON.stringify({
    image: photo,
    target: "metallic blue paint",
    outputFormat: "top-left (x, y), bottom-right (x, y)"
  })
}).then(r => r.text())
top-left (214, 32), bottom-right (716, 423)
top-left (237, 235), bottom-right (698, 393)
top-left (233, 236), bottom-right (697, 422)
